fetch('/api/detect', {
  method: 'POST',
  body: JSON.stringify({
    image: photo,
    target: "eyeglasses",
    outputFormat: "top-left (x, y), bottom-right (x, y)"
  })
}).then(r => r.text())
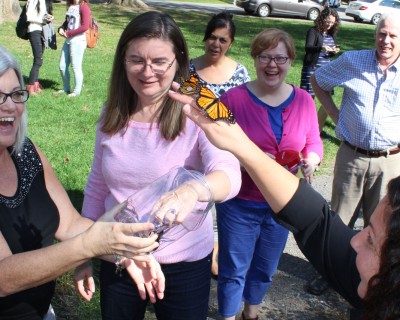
top-left (125, 57), bottom-right (176, 75)
top-left (257, 55), bottom-right (289, 65)
top-left (0, 90), bottom-right (29, 105)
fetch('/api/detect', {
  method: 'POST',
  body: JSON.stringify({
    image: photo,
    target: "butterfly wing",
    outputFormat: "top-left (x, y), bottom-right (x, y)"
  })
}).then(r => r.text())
top-left (196, 87), bottom-right (236, 124)
top-left (178, 74), bottom-right (201, 95)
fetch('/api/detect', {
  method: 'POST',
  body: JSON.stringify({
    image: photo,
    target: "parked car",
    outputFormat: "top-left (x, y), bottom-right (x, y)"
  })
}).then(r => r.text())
top-left (345, 0), bottom-right (400, 24)
top-left (236, 0), bottom-right (325, 20)
top-left (329, 0), bottom-right (341, 7)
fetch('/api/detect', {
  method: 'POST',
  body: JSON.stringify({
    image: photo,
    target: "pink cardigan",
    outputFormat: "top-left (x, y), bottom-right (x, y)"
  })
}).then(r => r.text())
top-left (82, 117), bottom-right (241, 263)
top-left (221, 84), bottom-right (323, 202)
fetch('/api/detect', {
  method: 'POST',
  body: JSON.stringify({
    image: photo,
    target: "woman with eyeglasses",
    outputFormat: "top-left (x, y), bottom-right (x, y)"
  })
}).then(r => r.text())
top-left (190, 11), bottom-right (250, 279)
top-left (212, 28), bottom-right (322, 320)
top-left (77, 11), bottom-right (241, 320)
top-left (0, 45), bottom-right (164, 320)
top-left (300, 7), bottom-right (340, 132)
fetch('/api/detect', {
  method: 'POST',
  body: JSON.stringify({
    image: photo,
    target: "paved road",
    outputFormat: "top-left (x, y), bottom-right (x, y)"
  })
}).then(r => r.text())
top-left (144, 0), bottom-right (355, 24)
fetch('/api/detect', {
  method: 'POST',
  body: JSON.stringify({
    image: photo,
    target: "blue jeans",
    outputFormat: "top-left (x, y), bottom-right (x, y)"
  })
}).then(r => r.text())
top-left (100, 252), bottom-right (212, 320)
top-left (216, 198), bottom-right (289, 318)
top-left (59, 40), bottom-right (86, 94)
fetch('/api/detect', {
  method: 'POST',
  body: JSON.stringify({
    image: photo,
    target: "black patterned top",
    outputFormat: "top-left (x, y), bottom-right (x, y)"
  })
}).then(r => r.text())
top-left (0, 138), bottom-right (59, 319)
top-left (189, 60), bottom-right (250, 97)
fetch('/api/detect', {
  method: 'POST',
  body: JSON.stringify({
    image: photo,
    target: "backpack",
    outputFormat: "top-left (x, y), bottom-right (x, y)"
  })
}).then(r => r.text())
top-left (86, 17), bottom-right (99, 48)
top-left (16, 5), bottom-right (29, 40)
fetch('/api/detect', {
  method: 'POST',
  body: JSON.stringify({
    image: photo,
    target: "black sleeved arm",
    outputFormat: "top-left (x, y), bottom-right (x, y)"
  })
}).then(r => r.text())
top-left (274, 179), bottom-right (364, 309)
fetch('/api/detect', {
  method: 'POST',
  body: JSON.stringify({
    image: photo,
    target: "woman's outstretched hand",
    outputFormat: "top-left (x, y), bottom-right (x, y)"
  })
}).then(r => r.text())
top-left (81, 202), bottom-right (160, 259)
top-left (168, 82), bottom-right (250, 154)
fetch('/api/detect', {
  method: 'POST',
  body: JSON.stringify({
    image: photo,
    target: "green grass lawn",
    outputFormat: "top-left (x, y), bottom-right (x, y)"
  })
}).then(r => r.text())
top-left (1, 2), bottom-right (375, 318)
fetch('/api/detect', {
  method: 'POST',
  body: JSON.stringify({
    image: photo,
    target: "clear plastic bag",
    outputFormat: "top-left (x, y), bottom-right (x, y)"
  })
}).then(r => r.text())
top-left (114, 167), bottom-right (214, 248)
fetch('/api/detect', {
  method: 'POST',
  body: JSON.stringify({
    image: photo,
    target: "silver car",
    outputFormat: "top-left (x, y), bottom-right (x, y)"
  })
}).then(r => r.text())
top-left (236, 0), bottom-right (325, 20)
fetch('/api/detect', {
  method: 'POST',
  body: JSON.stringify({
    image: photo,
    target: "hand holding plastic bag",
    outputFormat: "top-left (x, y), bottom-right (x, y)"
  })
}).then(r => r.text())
top-left (114, 167), bottom-right (214, 251)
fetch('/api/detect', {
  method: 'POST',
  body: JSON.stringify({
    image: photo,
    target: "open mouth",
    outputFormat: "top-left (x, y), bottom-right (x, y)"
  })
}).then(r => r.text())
top-left (0, 117), bottom-right (14, 128)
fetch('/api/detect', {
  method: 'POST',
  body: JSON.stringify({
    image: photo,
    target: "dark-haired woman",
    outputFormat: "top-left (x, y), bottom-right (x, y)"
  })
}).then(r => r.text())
top-left (300, 7), bottom-right (340, 132)
top-left (80, 11), bottom-right (241, 320)
top-left (25, 0), bottom-right (54, 95)
top-left (190, 12), bottom-right (250, 97)
top-left (190, 12), bottom-right (250, 277)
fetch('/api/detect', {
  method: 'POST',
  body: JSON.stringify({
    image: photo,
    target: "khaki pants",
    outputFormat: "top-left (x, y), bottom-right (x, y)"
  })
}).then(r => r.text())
top-left (331, 142), bottom-right (400, 228)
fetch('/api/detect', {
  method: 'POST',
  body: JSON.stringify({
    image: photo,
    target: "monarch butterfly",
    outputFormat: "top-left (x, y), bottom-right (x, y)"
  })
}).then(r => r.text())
top-left (196, 87), bottom-right (236, 124)
top-left (178, 74), bottom-right (201, 95)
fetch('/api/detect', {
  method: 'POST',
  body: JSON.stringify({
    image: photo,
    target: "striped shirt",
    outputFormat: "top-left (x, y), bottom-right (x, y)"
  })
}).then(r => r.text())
top-left (315, 49), bottom-right (400, 150)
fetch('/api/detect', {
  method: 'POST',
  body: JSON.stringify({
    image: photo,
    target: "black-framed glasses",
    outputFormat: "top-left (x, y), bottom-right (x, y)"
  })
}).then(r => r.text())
top-left (125, 57), bottom-right (176, 75)
top-left (0, 90), bottom-right (29, 105)
top-left (257, 55), bottom-right (289, 65)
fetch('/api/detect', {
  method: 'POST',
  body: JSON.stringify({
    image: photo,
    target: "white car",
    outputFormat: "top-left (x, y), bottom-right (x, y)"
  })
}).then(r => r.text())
top-left (345, 0), bottom-right (400, 24)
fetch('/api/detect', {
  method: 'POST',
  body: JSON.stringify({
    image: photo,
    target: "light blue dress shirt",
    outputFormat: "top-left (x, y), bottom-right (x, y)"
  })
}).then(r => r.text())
top-left (315, 49), bottom-right (400, 150)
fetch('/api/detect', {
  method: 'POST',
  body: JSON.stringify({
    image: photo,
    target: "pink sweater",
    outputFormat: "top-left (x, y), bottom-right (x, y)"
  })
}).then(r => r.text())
top-left (221, 84), bottom-right (323, 202)
top-left (82, 117), bottom-right (241, 263)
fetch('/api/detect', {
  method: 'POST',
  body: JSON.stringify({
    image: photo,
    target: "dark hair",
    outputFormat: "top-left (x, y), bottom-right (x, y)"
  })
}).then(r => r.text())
top-left (250, 28), bottom-right (296, 61)
top-left (314, 7), bottom-right (340, 36)
top-left (363, 176), bottom-right (400, 320)
top-left (203, 12), bottom-right (235, 43)
top-left (45, 0), bottom-right (53, 15)
top-left (102, 11), bottom-right (189, 140)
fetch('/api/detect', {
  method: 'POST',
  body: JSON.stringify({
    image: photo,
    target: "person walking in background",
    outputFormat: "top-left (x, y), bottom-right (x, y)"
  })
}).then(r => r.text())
top-left (57, 0), bottom-right (90, 97)
top-left (0, 45), bottom-right (163, 320)
top-left (300, 7), bottom-right (340, 133)
top-left (311, 13), bottom-right (400, 229)
top-left (214, 28), bottom-right (322, 320)
top-left (80, 11), bottom-right (241, 320)
top-left (25, 0), bottom-right (54, 95)
top-left (190, 11), bottom-right (250, 278)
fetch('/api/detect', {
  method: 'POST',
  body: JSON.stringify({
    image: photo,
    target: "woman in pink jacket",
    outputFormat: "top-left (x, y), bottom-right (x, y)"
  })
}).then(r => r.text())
top-left (215, 28), bottom-right (323, 320)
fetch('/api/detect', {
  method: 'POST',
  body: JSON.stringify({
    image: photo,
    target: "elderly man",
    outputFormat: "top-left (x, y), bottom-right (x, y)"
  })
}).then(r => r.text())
top-left (311, 14), bottom-right (400, 229)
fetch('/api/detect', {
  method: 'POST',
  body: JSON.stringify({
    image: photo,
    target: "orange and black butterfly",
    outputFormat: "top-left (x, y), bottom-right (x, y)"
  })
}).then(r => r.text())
top-left (195, 87), bottom-right (236, 124)
top-left (178, 73), bottom-right (201, 96)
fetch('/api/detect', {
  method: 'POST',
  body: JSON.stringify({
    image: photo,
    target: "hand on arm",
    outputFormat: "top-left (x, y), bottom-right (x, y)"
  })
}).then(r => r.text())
top-left (310, 74), bottom-right (339, 124)
top-left (0, 148), bottom-right (160, 297)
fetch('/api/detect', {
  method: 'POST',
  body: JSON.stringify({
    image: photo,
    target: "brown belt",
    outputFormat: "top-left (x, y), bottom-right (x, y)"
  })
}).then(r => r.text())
top-left (343, 140), bottom-right (400, 157)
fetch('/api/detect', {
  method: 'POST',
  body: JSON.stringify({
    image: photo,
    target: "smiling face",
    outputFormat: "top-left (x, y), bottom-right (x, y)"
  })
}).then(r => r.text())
top-left (375, 16), bottom-right (400, 67)
top-left (254, 41), bottom-right (292, 91)
top-left (350, 197), bottom-right (390, 298)
top-left (323, 15), bottom-right (336, 32)
top-left (204, 27), bottom-right (233, 60)
top-left (125, 37), bottom-right (177, 107)
top-left (0, 69), bottom-right (25, 151)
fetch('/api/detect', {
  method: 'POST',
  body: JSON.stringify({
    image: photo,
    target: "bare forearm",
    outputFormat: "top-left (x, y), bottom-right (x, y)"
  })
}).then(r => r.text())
top-left (0, 234), bottom-right (89, 296)
top-left (230, 136), bottom-right (299, 213)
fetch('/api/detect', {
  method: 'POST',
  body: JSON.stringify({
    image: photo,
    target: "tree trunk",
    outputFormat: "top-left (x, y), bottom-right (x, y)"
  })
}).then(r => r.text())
top-left (1, 0), bottom-right (21, 23)
top-left (109, 0), bottom-right (148, 8)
